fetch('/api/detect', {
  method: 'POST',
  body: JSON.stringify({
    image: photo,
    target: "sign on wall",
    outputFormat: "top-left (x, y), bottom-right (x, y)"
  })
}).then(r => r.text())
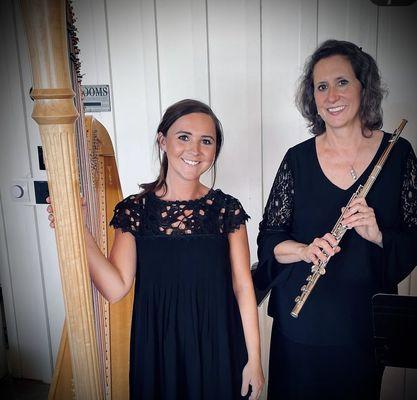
top-left (82, 84), bottom-right (111, 112)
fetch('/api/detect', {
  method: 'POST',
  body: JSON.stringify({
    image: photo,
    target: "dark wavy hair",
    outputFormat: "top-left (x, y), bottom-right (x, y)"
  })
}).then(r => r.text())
top-left (139, 99), bottom-right (223, 198)
top-left (296, 39), bottom-right (387, 135)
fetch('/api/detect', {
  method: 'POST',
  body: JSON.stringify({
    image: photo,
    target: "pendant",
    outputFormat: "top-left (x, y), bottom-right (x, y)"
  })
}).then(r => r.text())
top-left (350, 166), bottom-right (358, 181)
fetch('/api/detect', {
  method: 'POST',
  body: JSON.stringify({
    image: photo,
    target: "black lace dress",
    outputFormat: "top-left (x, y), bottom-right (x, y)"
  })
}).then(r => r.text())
top-left (254, 133), bottom-right (417, 399)
top-left (110, 189), bottom-right (250, 400)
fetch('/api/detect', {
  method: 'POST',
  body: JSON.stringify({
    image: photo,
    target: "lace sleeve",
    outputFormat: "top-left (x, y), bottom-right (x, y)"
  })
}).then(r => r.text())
top-left (109, 195), bottom-right (142, 234)
top-left (401, 147), bottom-right (417, 228)
top-left (254, 150), bottom-right (295, 296)
top-left (259, 151), bottom-right (294, 232)
top-left (223, 196), bottom-right (250, 234)
top-left (381, 144), bottom-right (417, 286)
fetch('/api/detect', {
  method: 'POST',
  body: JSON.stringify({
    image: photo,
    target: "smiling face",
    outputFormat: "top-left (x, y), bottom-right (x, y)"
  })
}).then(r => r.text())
top-left (158, 112), bottom-right (217, 185)
top-left (313, 55), bottom-right (362, 132)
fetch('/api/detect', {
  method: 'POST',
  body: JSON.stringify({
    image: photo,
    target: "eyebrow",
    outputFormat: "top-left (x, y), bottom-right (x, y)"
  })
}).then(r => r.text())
top-left (315, 75), bottom-right (349, 84)
top-left (174, 130), bottom-right (215, 139)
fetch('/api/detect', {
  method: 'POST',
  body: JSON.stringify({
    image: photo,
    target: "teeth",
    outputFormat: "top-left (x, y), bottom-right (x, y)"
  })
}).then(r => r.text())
top-left (328, 105), bottom-right (345, 112)
top-left (182, 158), bottom-right (199, 166)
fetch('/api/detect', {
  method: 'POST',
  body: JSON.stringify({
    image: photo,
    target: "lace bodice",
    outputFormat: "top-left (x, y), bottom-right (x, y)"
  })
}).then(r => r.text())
top-left (110, 189), bottom-right (249, 236)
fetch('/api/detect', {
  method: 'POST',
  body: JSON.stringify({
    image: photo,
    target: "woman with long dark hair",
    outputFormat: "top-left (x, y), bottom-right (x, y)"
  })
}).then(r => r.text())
top-left (49, 99), bottom-right (264, 399)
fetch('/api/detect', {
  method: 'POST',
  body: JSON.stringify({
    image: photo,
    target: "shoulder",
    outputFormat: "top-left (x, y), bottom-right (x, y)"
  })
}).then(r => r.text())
top-left (211, 189), bottom-right (244, 209)
top-left (211, 189), bottom-right (250, 223)
top-left (115, 193), bottom-right (146, 211)
top-left (278, 136), bottom-right (316, 169)
top-left (289, 136), bottom-right (316, 155)
top-left (110, 193), bottom-right (147, 233)
top-left (382, 131), bottom-right (415, 160)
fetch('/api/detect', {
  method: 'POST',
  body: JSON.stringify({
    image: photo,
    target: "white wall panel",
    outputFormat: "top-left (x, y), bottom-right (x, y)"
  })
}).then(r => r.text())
top-left (105, 0), bottom-right (160, 195)
top-left (377, 5), bottom-right (417, 399)
top-left (262, 0), bottom-right (318, 204)
top-left (156, 0), bottom-right (209, 108)
top-left (0, 195), bottom-right (19, 376)
top-left (207, 0), bottom-right (262, 260)
top-left (260, 0), bottom-right (317, 392)
top-left (318, 0), bottom-right (378, 57)
top-left (73, 0), bottom-right (116, 144)
top-left (0, 0), bottom-right (52, 382)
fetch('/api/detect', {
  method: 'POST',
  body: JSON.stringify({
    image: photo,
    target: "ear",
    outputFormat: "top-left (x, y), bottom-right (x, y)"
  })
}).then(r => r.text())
top-left (157, 132), bottom-right (166, 152)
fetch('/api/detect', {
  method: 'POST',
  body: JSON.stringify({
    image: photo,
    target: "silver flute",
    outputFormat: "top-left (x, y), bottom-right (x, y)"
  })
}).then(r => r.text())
top-left (291, 119), bottom-right (408, 318)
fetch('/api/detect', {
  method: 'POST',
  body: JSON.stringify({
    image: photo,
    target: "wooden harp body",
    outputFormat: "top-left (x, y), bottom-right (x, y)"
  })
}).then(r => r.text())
top-left (20, 0), bottom-right (133, 398)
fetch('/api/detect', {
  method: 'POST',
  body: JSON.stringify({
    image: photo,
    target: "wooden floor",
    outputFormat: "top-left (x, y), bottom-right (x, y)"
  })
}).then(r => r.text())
top-left (0, 376), bottom-right (49, 400)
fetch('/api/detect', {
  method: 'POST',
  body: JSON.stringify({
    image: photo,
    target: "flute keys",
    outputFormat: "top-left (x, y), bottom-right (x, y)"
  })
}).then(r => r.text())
top-left (301, 285), bottom-right (307, 292)
top-left (295, 296), bottom-right (301, 303)
top-left (306, 275), bottom-right (312, 281)
top-left (318, 267), bottom-right (326, 275)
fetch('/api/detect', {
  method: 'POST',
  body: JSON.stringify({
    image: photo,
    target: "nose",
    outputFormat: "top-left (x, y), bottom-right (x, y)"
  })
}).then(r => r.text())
top-left (327, 85), bottom-right (339, 103)
top-left (188, 139), bottom-right (201, 155)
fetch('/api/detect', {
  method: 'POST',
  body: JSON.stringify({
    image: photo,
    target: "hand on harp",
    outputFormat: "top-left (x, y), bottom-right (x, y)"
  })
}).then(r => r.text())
top-left (46, 196), bottom-right (87, 230)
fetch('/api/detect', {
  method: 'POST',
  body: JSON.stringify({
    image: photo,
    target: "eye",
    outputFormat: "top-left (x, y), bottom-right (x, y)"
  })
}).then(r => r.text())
top-left (201, 138), bottom-right (215, 145)
top-left (177, 134), bottom-right (190, 142)
top-left (316, 83), bottom-right (327, 92)
top-left (338, 79), bottom-right (349, 86)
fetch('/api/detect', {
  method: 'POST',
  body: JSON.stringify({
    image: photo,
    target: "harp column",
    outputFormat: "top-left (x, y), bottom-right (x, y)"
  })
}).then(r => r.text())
top-left (20, 0), bottom-right (102, 398)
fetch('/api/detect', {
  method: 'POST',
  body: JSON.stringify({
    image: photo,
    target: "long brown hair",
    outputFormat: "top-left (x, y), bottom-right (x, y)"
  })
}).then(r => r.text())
top-left (139, 99), bottom-right (224, 198)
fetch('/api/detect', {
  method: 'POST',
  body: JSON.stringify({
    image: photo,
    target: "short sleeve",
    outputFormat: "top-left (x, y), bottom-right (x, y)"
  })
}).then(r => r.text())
top-left (223, 196), bottom-right (250, 234)
top-left (109, 195), bottom-right (142, 234)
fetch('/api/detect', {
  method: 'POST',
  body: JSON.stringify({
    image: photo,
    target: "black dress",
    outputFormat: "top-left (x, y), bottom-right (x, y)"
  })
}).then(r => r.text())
top-left (254, 133), bottom-right (417, 400)
top-left (110, 189), bottom-right (250, 400)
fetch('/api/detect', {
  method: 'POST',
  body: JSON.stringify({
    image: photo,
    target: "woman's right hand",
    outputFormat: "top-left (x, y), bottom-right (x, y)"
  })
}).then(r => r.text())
top-left (300, 233), bottom-right (340, 265)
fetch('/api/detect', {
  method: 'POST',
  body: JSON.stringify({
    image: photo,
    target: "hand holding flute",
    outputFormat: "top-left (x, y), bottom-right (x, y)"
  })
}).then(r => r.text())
top-left (290, 119), bottom-right (407, 318)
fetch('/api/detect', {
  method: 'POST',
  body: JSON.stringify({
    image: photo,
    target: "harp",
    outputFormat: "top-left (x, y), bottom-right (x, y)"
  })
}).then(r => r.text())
top-left (20, 0), bottom-right (133, 398)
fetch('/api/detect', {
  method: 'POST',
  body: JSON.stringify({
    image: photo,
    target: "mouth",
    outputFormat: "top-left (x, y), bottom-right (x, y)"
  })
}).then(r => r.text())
top-left (326, 105), bottom-right (346, 114)
top-left (181, 158), bottom-right (200, 166)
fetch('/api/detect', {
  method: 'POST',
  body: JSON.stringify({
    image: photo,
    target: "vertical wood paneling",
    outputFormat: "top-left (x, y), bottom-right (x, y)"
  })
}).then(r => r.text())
top-left (318, 0), bottom-right (378, 57)
top-left (156, 0), bottom-right (209, 108)
top-left (262, 0), bottom-right (318, 204)
top-left (72, 0), bottom-right (116, 144)
top-left (207, 0), bottom-right (262, 258)
top-left (105, 0), bottom-right (160, 195)
top-left (377, 5), bottom-right (417, 399)
top-left (0, 196), bottom-right (19, 376)
top-left (260, 1), bottom-right (317, 392)
top-left (0, 0), bottom-right (52, 382)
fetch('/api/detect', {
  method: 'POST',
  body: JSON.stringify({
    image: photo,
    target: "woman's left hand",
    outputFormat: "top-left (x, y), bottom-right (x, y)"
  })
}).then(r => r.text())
top-left (341, 197), bottom-right (383, 247)
top-left (241, 359), bottom-right (264, 400)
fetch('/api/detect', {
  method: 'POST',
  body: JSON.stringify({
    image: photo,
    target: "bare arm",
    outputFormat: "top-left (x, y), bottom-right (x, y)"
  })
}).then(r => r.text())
top-left (229, 225), bottom-right (264, 400)
top-left (47, 197), bottom-right (136, 303)
top-left (85, 228), bottom-right (136, 303)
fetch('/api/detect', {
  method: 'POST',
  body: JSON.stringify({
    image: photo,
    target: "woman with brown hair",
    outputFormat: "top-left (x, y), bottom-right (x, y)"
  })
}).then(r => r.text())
top-left (255, 40), bottom-right (417, 399)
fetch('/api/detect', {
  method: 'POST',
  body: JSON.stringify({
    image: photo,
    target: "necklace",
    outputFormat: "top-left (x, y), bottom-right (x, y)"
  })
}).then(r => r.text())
top-left (349, 165), bottom-right (358, 181)
top-left (348, 133), bottom-right (368, 181)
